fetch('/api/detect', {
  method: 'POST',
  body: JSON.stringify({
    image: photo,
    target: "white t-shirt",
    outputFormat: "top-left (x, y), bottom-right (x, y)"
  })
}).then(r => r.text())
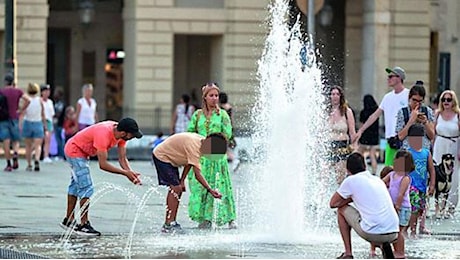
top-left (77, 97), bottom-right (97, 125)
top-left (337, 171), bottom-right (399, 234)
top-left (42, 98), bottom-right (55, 121)
top-left (379, 88), bottom-right (409, 138)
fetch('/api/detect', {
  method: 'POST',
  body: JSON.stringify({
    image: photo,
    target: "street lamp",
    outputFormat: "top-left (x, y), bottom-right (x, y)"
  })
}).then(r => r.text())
top-left (79, 0), bottom-right (95, 25)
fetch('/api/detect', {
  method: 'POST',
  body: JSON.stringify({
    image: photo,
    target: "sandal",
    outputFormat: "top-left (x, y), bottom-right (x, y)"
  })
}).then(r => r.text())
top-left (336, 253), bottom-right (354, 259)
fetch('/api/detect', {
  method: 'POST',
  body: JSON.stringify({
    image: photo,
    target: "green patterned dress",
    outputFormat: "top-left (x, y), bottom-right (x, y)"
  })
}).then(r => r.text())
top-left (187, 109), bottom-right (236, 225)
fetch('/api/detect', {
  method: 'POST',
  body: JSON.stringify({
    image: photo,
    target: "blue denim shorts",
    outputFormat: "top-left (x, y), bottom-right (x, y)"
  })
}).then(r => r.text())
top-left (152, 153), bottom-right (180, 186)
top-left (398, 206), bottom-right (411, 227)
top-left (0, 119), bottom-right (20, 141)
top-left (66, 157), bottom-right (94, 198)
top-left (22, 120), bottom-right (45, 139)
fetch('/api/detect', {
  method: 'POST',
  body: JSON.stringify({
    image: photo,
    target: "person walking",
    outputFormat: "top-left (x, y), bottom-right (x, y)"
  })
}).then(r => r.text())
top-left (0, 74), bottom-right (30, 171)
top-left (75, 83), bottom-right (98, 131)
top-left (60, 117), bottom-right (143, 236)
top-left (20, 83), bottom-right (46, 171)
top-left (40, 84), bottom-right (55, 163)
top-left (357, 94), bottom-right (380, 175)
top-left (405, 124), bottom-right (435, 238)
top-left (354, 66), bottom-right (409, 166)
top-left (187, 82), bottom-right (237, 229)
top-left (170, 94), bottom-right (195, 135)
top-left (52, 86), bottom-right (66, 160)
top-left (152, 132), bottom-right (223, 233)
top-left (330, 152), bottom-right (399, 259)
top-left (395, 82), bottom-right (435, 235)
top-left (395, 81), bottom-right (435, 150)
top-left (432, 90), bottom-right (460, 218)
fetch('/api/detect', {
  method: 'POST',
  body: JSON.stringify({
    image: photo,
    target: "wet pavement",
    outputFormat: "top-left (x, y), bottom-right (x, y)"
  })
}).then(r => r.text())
top-left (0, 158), bottom-right (459, 258)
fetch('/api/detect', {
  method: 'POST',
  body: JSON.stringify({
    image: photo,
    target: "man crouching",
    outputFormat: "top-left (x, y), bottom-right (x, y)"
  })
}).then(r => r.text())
top-left (330, 152), bottom-right (399, 259)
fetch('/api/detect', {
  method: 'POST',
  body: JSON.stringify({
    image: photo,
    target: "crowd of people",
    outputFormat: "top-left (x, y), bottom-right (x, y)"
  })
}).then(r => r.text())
top-left (329, 66), bottom-right (460, 259)
top-left (2, 68), bottom-right (459, 258)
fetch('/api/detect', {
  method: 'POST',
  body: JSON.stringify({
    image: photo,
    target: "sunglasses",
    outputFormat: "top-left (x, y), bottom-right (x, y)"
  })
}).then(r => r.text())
top-left (411, 98), bottom-right (423, 103)
top-left (388, 75), bottom-right (399, 79)
top-left (441, 97), bottom-right (453, 103)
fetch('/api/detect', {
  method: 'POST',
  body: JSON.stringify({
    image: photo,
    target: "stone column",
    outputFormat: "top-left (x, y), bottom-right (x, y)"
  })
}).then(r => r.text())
top-left (361, 0), bottom-right (390, 100)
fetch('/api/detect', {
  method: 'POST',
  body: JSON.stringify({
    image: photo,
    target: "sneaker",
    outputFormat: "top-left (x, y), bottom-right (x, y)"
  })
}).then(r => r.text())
top-left (25, 165), bottom-right (33, 171)
top-left (12, 157), bottom-right (18, 169)
top-left (59, 217), bottom-right (77, 231)
top-left (75, 221), bottom-right (101, 236)
top-left (34, 161), bottom-right (40, 171)
top-left (3, 165), bottom-right (12, 172)
top-left (161, 221), bottom-right (185, 234)
top-left (43, 157), bottom-right (53, 163)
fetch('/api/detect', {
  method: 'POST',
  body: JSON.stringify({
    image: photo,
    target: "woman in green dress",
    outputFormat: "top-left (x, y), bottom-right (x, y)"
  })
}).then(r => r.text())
top-left (187, 83), bottom-right (237, 229)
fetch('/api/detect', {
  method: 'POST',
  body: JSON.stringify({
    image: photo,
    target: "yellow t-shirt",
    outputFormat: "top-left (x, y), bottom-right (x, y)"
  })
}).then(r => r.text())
top-left (153, 132), bottom-right (202, 169)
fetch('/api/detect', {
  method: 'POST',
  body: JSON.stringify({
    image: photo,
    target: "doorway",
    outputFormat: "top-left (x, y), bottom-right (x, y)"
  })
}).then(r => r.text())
top-left (47, 28), bottom-right (71, 104)
top-left (173, 34), bottom-right (223, 108)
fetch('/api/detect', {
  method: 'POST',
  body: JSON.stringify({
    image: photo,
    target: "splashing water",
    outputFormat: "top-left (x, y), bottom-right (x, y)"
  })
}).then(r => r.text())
top-left (241, 0), bottom-right (335, 242)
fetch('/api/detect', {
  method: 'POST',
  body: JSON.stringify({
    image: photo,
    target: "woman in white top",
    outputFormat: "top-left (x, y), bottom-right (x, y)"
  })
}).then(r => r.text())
top-left (40, 84), bottom-right (55, 163)
top-left (20, 83), bottom-right (46, 171)
top-left (76, 83), bottom-right (98, 131)
top-left (328, 86), bottom-right (357, 184)
top-left (433, 90), bottom-right (460, 218)
top-left (170, 94), bottom-right (195, 134)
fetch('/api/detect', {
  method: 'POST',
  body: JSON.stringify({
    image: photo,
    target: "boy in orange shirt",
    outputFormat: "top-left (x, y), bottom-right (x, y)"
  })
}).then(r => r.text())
top-left (60, 117), bottom-right (143, 236)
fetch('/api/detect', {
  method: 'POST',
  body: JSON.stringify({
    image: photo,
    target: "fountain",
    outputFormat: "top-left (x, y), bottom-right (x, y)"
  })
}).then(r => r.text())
top-left (1, 0), bottom-right (460, 259)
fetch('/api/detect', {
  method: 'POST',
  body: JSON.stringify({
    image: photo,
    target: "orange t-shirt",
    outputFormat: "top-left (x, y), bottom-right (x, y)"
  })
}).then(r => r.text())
top-left (64, 121), bottom-right (126, 158)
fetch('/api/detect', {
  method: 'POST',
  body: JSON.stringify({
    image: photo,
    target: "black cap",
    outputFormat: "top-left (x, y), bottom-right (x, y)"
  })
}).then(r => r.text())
top-left (117, 117), bottom-right (143, 139)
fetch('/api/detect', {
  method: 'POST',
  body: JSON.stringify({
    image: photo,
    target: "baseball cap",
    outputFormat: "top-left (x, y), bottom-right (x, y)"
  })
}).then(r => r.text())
top-left (385, 66), bottom-right (406, 80)
top-left (117, 117), bottom-right (143, 138)
top-left (40, 84), bottom-right (50, 91)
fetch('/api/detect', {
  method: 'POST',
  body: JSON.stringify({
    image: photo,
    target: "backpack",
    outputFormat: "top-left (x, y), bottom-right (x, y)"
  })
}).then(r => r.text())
top-left (0, 93), bottom-right (9, 121)
top-left (401, 106), bottom-right (428, 125)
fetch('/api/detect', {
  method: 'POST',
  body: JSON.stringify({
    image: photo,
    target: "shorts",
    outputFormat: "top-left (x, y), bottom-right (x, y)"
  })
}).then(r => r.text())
top-left (0, 119), bottom-right (21, 141)
top-left (409, 186), bottom-right (427, 213)
top-left (398, 206), bottom-right (411, 227)
top-left (66, 157), bottom-right (94, 198)
top-left (22, 120), bottom-right (45, 139)
top-left (342, 205), bottom-right (398, 244)
top-left (329, 140), bottom-right (352, 163)
top-left (46, 119), bottom-right (54, 132)
top-left (384, 143), bottom-right (397, 166)
top-left (152, 153), bottom-right (180, 186)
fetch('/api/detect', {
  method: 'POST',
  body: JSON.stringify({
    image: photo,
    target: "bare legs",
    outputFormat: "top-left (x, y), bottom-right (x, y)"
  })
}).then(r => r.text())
top-left (65, 194), bottom-right (90, 224)
top-left (24, 138), bottom-right (43, 170)
top-left (337, 206), bottom-right (353, 256)
top-left (165, 185), bottom-right (183, 224)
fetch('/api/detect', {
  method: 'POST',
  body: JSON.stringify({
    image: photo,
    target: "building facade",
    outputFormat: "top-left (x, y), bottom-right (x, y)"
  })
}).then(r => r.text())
top-left (0, 0), bottom-right (458, 133)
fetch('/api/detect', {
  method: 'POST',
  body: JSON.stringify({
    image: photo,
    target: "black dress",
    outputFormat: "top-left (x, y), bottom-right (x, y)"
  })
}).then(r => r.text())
top-left (359, 108), bottom-right (379, 146)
